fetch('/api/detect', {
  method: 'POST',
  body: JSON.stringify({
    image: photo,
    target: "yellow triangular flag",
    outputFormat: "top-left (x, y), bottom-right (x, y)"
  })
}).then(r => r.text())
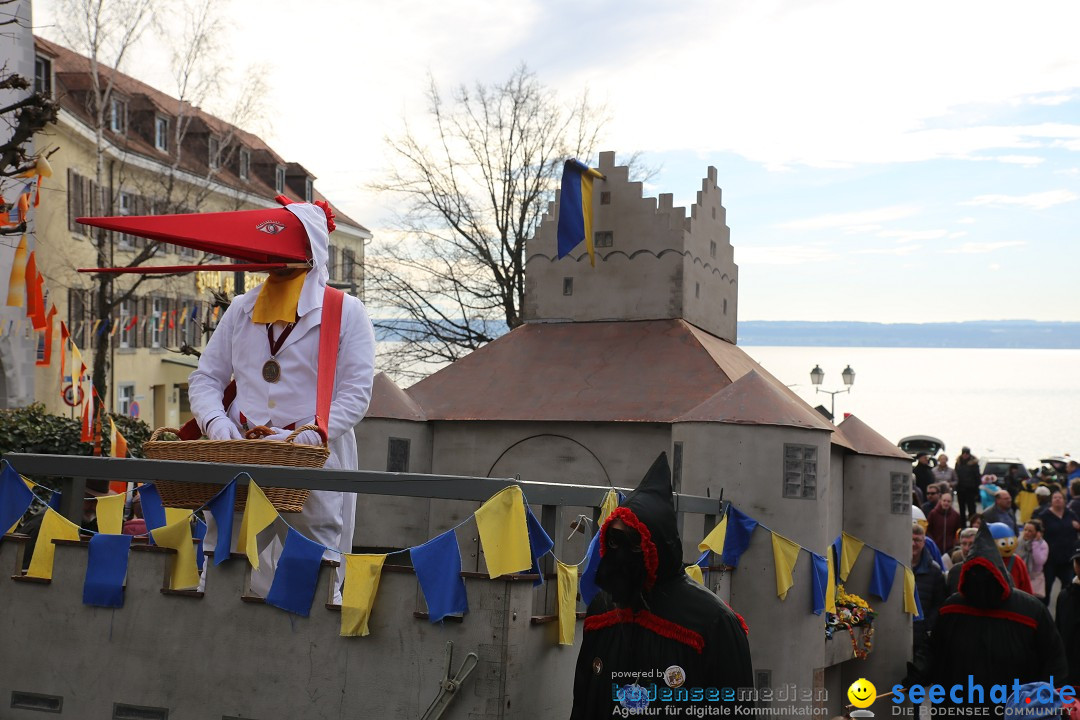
top-left (474, 485), bottom-right (531, 578)
top-left (840, 532), bottom-right (864, 583)
top-left (685, 564), bottom-right (704, 585)
top-left (96, 493), bottom-right (126, 535)
top-left (556, 560), bottom-right (578, 646)
top-left (599, 490), bottom-right (619, 526)
top-left (236, 481), bottom-right (278, 569)
top-left (26, 508), bottom-right (81, 579)
top-left (903, 567), bottom-right (918, 615)
top-left (341, 553), bottom-right (387, 637)
top-left (151, 514), bottom-right (200, 590)
top-left (825, 546), bottom-right (837, 614)
top-left (164, 507), bottom-right (189, 526)
top-left (770, 531), bottom-right (801, 601)
top-left (698, 511), bottom-right (728, 555)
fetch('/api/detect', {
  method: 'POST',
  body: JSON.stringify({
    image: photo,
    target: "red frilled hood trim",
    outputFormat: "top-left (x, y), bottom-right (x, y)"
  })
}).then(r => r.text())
top-left (599, 506), bottom-right (660, 591)
top-left (583, 608), bottom-right (705, 653)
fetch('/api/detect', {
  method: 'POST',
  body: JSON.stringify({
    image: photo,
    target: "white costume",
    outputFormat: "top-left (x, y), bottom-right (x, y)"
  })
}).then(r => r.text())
top-left (188, 203), bottom-right (375, 593)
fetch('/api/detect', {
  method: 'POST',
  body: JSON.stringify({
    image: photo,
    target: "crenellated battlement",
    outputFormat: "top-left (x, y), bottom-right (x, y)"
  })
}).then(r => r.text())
top-left (525, 152), bottom-right (738, 342)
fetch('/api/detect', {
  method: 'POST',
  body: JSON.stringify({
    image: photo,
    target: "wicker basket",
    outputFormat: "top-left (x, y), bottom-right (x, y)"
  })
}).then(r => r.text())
top-left (141, 425), bottom-right (329, 513)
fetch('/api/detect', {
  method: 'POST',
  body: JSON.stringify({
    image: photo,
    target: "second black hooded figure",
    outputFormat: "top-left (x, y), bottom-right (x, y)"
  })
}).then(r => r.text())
top-left (570, 453), bottom-right (754, 718)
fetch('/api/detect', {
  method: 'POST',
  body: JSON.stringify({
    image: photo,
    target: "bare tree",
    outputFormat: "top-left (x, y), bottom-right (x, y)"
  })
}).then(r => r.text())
top-left (370, 65), bottom-right (610, 380)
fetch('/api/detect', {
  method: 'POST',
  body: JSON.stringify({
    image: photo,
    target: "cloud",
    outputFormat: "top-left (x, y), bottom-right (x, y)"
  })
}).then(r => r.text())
top-left (994, 155), bottom-right (1045, 166)
top-left (736, 245), bottom-right (837, 265)
top-left (944, 241), bottom-right (1027, 254)
top-left (854, 244), bottom-right (924, 256)
top-left (962, 190), bottom-right (1078, 210)
top-left (875, 229), bottom-right (949, 242)
top-left (957, 217), bottom-right (977, 224)
top-left (1055, 168), bottom-right (1080, 176)
top-left (776, 205), bottom-right (920, 231)
top-left (1023, 94), bottom-right (1073, 106)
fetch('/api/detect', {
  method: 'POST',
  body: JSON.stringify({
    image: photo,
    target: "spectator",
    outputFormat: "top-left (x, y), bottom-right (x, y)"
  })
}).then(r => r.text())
top-left (1055, 544), bottom-right (1080, 687)
top-left (968, 513), bottom-right (983, 532)
top-left (1002, 464), bottom-right (1025, 502)
top-left (1034, 485), bottom-right (1052, 514)
top-left (1017, 519), bottom-right (1050, 602)
top-left (955, 447), bottom-right (981, 524)
top-left (982, 490), bottom-right (1017, 535)
top-left (921, 483), bottom-right (944, 517)
top-left (912, 523), bottom-right (946, 665)
top-left (925, 524), bottom-right (1067, 713)
top-left (914, 453), bottom-right (935, 500)
top-left (950, 527), bottom-right (978, 566)
top-left (927, 491), bottom-right (963, 556)
top-left (1068, 479), bottom-right (1080, 519)
top-left (1069, 461), bottom-right (1080, 482)
top-left (933, 454), bottom-right (959, 491)
top-left (1035, 489), bottom-right (1080, 604)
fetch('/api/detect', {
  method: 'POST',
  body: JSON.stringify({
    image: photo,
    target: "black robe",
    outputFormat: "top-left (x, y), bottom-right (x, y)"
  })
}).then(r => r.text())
top-left (570, 454), bottom-right (754, 719)
top-left (926, 523), bottom-right (1067, 710)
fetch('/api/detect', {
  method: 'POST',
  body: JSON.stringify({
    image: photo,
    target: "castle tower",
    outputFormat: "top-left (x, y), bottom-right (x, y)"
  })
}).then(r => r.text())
top-left (524, 150), bottom-right (738, 343)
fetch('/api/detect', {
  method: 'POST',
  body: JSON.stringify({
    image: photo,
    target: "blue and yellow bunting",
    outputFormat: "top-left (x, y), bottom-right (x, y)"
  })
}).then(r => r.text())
top-left (556, 159), bottom-right (605, 266)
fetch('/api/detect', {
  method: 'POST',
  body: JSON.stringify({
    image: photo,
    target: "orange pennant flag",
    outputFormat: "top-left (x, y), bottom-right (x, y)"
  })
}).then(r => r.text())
top-left (36, 304), bottom-right (57, 366)
top-left (109, 417), bottom-right (128, 458)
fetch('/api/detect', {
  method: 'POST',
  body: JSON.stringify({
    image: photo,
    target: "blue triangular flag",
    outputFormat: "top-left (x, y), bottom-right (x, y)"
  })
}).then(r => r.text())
top-left (193, 517), bottom-right (207, 572)
top-left (47, 489), bottom-right (61, 512)
top-left (721, 506), bottom-right (758, 568)
top-left (206, 479), bottom-right (237, 566)
top-left (265, 527), bottom-right (325, 617)
top-left (83, 534), bottom-right (132, 608)
top-left (579, 532), bottom-right (603, 606)
top-left (696, 549), bottom-right (710, 567)
top-left (526, 504), bottom-right (554, 587)
top-left (411, 529), bottom-right (468, 622)
top-left (810, 552), bottom-right (829, 616)
top-left (138, 484), bottom-right (166, 545)
top-left (0, 462), bottom-right (34, 534)
top-left (869, 550), bottom-right (899, 601)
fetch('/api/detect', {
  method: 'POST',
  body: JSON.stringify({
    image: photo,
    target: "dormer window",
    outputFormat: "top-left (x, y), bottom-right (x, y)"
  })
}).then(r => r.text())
top-left (34, 56), bottom-right (52, 97)
top-left (275, 165), bottom-right (285, 193)
top-left (154, 116), bottom-right (169, 152)
top-left (238, 149), bottom-right (250, 180)
top-left (304, 178), bottom-right (313, 202)
top-left (109, 97), bottom-right (127, 133)
top-left (208, 136), bottom-right (220, 169)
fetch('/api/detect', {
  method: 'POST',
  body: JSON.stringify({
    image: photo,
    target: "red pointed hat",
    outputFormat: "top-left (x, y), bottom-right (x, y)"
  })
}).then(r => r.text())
top-left (77, 207), bottom-right (310, 265)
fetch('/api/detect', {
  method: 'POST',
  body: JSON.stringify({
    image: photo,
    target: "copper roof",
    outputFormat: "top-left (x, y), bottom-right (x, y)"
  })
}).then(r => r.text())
top-left (405, 319), bottom-right (852, 452)
top-left (675, 369), bottom-right (835, 432)
top-left (34, 36), bottom-right (366, 233)
top-left (837, 415), bottom-right (913, 460)
top-left (367, 372), bottom-right (427, 422)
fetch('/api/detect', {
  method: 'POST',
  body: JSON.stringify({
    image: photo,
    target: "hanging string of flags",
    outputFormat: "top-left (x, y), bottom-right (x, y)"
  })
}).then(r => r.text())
top-left (0, 463), bottom-right (919, 649)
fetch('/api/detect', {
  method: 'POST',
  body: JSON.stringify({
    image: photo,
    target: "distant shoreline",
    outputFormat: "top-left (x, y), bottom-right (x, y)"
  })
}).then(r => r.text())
top-left (737, 320), bottom-right (1080, 349)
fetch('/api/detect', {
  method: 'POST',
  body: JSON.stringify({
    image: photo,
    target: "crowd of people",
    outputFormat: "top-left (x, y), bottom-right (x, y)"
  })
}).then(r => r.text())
top-left (909, 448), bottom-right (1080, 697)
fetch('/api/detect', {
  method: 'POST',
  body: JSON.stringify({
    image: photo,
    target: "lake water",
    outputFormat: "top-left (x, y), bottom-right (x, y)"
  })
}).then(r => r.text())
top-left (743, 346), bottom-right (1079, 469)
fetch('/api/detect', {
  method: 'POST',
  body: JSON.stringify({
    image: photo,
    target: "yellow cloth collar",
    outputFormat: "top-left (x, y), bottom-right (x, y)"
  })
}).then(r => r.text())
top-left (251, 270), bottom-right (307, 324)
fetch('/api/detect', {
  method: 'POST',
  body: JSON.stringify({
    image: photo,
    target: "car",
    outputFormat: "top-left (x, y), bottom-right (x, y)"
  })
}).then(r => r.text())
top-left (898, 435), bottom-right (945, 460)
top-left (979, 458), bottom-right (1031, 483)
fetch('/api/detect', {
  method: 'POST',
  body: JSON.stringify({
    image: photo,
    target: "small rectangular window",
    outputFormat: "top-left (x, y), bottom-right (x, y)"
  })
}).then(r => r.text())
top-left (238, 149), bottom-right (250, 180)
top-left (387, 437), bottom-right (410, 473)
top-left (672, 442), bottom-right (683, 493)
top-left (151, 297), bottom-right (163, 349)
top-left (208, 137), bottom-right (220, 169)
top-left (562, 277), bottom-right (573, 296)
top-left (600, 191), bottom-right (611, 205)
top-left (710, 241), bottom-right (717, 258)
top-left (154, 116), bottom-right (169, 152)
top-left (117, 192), bottom-right (134, 249)
top-left (594, 231), bottom-right (613, 248)
top-left (695, 282), bottom-right (700, 299)
top-left (34, 56), bottom-right (52, 97)
top-left (890, 472), bottom-right (911, 514)
top-left (118, 384), bottom-right (135, 415)
top-left (119, 299), bottom-right (134, 348)
top-left (304, 178), bottom-right (313, 203)
top-left (275, 166), bottom-right (286, 193)
top-left (110, 98), bottom-right (126, 133)
top-left (782, 444), bottom-right (817, 500)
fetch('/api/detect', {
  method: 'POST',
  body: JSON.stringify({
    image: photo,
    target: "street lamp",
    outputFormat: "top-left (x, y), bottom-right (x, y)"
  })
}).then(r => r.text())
top-left (810, 364), bottom-right (855, 419)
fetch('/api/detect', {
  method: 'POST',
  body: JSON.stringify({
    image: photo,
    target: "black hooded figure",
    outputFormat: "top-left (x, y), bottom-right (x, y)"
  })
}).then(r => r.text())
top-left (570, 453), bottom-right (754, 719)
top-left (925, 522), bottom-right (1066, 710)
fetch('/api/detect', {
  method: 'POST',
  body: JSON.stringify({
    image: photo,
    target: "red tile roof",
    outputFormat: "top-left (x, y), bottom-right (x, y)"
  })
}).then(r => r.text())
top-left (367, 372), bottom-right (427, 421)
top-left (675, 369), bottom-right (835, 432)
top-left (837, 415), bottom-right (912, 460)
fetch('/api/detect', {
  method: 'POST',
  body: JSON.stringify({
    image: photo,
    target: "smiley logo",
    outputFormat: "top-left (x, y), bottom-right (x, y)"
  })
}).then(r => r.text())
top-left (847, 678), bottom-right (877, 709)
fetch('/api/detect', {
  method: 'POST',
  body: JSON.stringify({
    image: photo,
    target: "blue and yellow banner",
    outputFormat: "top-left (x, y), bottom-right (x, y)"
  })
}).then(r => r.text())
top-left (557, 159), bottom-right (605, 266)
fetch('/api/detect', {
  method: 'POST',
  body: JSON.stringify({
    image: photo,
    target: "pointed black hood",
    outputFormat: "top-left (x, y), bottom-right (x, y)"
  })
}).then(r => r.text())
top-left (599, 453), bottom-right (684, 589)
top-left (958, 523), bottom-right (1013, 608)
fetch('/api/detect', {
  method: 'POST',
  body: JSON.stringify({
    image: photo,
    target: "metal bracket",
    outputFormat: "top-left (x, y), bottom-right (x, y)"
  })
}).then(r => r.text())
top-left (420, 641), bottom-right (478, 720)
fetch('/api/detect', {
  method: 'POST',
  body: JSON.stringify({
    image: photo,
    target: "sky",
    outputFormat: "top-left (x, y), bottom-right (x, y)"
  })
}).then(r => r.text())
top-left (31, 0), bottom-right (1080, 323)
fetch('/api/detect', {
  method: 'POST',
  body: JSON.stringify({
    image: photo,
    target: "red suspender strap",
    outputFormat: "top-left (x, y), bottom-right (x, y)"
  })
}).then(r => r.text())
top-left (315, 286), bottom-right (345, 442)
